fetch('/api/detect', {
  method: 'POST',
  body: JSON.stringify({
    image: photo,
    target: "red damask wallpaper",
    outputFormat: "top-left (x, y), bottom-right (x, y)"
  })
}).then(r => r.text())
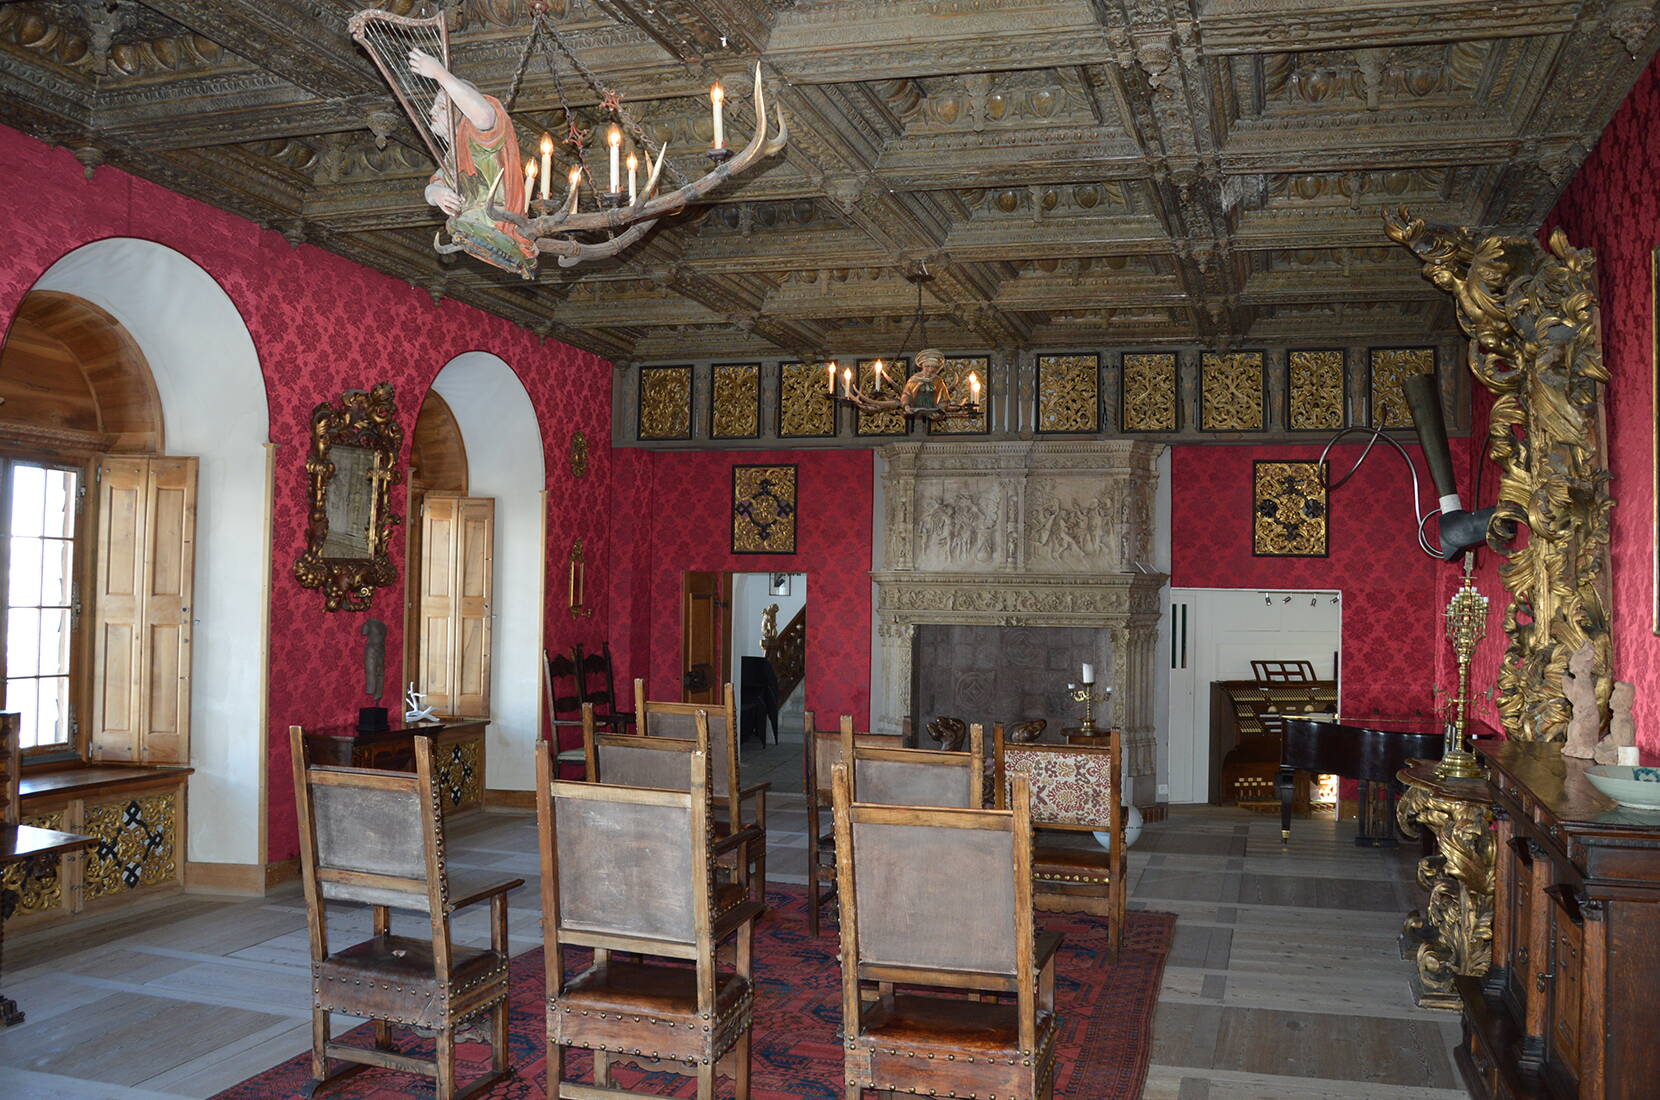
top-left (605, 448), bottom-right (873, 735)
top-left (1171, 441), bottom-right (1478, 719)
top-left (0, 125), bottom-right (614, 861)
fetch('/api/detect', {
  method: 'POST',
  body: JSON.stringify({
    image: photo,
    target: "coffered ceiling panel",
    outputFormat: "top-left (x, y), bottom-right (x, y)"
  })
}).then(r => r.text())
top-left (1, 0), bottom-right (1654, 362)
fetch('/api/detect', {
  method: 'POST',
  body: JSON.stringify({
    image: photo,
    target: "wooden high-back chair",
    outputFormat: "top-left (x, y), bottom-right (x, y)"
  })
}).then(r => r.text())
top-left (629, 681), bottom-right (769, 905)
top-left (832, 762), bottom-right (1061, 1100)
top-left (537, 715), bottom-right (762, 1100)
top-left (543, 647), bottom-right (587, 778)
top-left (290, 726), bottom-right (522, 1100)
top-left (802, 710), bottom-right (903, 935)
top-left (0, 712), bottom-right (20, 826)
top-left (575, 641), bottom-right (633, 733)
top-left (842, 719), bottom-right (985, 809)
top-left (995, 725), bottom-right (1126, 959)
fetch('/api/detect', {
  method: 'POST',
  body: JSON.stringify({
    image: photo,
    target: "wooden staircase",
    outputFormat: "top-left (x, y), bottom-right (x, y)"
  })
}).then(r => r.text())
top-left (764, 606), bottom-right (806, 703)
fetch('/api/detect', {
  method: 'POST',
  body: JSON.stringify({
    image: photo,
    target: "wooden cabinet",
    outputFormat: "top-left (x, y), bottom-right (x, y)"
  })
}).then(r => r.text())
top-left (301, 718), bottom-right (486, 816)
top-left (4, 766), bottom-right (190, 929)
top-left (1460, 741), bottom-right (1660, 1100)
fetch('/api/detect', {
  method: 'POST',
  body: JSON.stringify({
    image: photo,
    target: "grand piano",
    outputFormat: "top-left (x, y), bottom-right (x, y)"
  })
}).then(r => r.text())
top-left (1278, 715), bottom-right (1497, 847)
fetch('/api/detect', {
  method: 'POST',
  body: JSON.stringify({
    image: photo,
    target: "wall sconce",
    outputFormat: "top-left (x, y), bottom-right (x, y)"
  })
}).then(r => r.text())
top-left (568, 537), bottom-right (592, 619)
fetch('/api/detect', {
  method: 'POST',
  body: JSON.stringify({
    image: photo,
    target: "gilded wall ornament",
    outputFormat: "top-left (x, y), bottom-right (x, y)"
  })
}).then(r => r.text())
top-left (637, 365), bottom-right (692, 440)
top-left (569, 430), bottom-right (589, 479)
top-left (710, 362), bottom-right (761, 439)
top-left (1369, 347), bottom-right (1436, 428)
top-left (1120, 352), bottom-right (1178, 432)
top-left (1200, 351), bottom-right (1266, 432)
top-left (83, 792), bottom-right (178, 900)
top-left (435, 739), bottom-right (483, 810)
top-left (1035, 354), bottom-right (1099, 433)
top-left (0, 810), bottom-right (66, 920)
top-left (732, 464), bottom-right (797, 554)
top-left (1287, 349), bottom-right (1347, 430)
top-left (1253, 460), bottom-right (1328, 557)
top-left (294, 382), bottom-right (403, 613)
top-left (777, 361), bottom-right (836, 438)
top-left (1387, 208), bottom-right (1612, 743)
top-left (928, 356), bottom-right (991, 435)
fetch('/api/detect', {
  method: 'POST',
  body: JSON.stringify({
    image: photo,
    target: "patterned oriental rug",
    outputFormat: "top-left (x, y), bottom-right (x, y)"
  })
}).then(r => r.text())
top-left (215, 887), bottom-right (1175, 1100)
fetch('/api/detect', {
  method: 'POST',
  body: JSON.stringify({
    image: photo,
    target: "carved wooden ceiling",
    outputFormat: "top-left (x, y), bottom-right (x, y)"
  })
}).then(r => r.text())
top-left (3, 0), bottom-right (1656, 362)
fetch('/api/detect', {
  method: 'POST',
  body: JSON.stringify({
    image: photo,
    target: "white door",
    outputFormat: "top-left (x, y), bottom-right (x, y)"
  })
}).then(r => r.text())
top-left (1166, 587), bottom-right (1342, 803)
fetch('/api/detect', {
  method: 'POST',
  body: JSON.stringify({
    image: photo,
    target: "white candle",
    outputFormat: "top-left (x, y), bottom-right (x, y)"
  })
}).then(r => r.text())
top-left (538, 133), bottom-right (553, 201)
top-left (969, 371), bottom-right (981, 402)
top-left (826, 362), bottom-right (836, 394)
top-left (524, 158), bottom-right (537, 197)
top-left (626, 151), bottom-right (638, 202)
top-left (710, 81), bottom-right (725, 148)
top-left (568, 164), bottom-right (582, 208)
top-left (1081, 663), bottom-right (1094, 683)
top-left (842, 366), bottom-right (852, 398)
top-left (607, 124), bottom-right (622, 192)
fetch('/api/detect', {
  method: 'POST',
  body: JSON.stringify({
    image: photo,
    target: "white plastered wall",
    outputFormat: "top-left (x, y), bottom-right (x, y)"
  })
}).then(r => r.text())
top-left (429, 352), bottom-right (545, 792)
top-left (34, 238), bottom-right (271, 867)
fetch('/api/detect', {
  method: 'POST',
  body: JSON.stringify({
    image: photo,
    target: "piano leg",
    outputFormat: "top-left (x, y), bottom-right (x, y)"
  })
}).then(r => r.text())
top-left (1276, 766), bottom-right (1295, 844)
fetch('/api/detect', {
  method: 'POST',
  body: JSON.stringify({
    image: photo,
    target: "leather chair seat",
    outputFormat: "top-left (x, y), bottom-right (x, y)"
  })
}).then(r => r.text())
top-left (856, 993), bottom-right (1057, 1057)
top-left (314, 934), bottom-right (508, 1027)
top-left (560, 959), bottom-right (750, 1022)
top-left (1032, 841), bottom-right (1113, 884)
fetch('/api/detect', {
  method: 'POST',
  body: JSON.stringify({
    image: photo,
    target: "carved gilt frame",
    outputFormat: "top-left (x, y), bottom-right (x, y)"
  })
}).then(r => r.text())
top-left (294, 382), bottom-right (404, 612)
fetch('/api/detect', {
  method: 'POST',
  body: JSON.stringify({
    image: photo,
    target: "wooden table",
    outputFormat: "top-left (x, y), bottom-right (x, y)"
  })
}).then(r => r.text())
top-left (302, 717), bottom-right (487, 815)
top-left (0, 823), bottom-right (94, 1026)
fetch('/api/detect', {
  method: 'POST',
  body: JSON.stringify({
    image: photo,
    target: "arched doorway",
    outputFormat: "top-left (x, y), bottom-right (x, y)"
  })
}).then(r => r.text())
top-left (19, 239), bottom-right (270, 869)
top-left (423, 352), bottom-right (545, 792)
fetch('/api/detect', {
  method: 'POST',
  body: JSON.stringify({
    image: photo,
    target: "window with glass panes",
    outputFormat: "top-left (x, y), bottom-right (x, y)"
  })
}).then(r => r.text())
top-left (2, 460), bottom-right (80, 750)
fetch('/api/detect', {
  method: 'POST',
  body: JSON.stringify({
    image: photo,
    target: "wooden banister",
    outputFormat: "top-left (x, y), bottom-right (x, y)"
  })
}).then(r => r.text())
top-left (765, 606), bottom-right (806, 703)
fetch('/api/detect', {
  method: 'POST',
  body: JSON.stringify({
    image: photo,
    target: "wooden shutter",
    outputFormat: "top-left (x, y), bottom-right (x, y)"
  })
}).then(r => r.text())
top-left (91, 456), bottom-right (196, 764)
top-left (417, 495), bottom-right (493, 717)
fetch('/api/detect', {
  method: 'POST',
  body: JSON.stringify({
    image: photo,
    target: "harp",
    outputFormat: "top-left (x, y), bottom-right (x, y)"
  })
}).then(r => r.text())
top-left (347, 7), bottom-right (454, 177)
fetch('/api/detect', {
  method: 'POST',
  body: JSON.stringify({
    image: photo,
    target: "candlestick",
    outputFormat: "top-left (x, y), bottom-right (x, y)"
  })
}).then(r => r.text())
top-left (1066, 679), bottom-right (1113, 736)
top-left (607, 124), bottom-right (621, 193)
top-left (538, 132), bottom-right (553, 201)
top-left (710, 81), bottom-right (725, 149)
top-left (1436, 552), bottom-right (1489, 780)
top-left (626, 151), bottom-right (638, 203)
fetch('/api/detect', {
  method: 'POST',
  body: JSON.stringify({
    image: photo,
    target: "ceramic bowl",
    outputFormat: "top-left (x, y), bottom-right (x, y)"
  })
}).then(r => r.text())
top-left (1584, 765), bottom-right (1660, 810)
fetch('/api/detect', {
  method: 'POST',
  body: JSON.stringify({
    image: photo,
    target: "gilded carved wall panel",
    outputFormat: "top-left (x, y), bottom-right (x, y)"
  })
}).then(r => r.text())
top-left (777, 361), bottom-right (835, 438)
top-left (1253, 460), bottom-right (1329, 557)
top-left (1121, 352), bottom-right (1178, 432)
top-left (637, 365), bottom-right (693, 440)
top-left (1200, 351), bottom-right (1266, 432)
top-left (1369, 347), bottom-right (1435, 428)
top-left (83, 792), bottom-right (178, 901)
top-left (710, 362), bottom-right (760, 439)
top-left (1035, 354), bottom-right (1099, 433)
top-left (928, 355), bottom-right (990, 435)
top-left (855, 358), bottom-right (909, 436)
top-left (1287, 349), bottom-right (1347, 430)
top-left (732, 464), bottom-right (798, 553)
top-left (1, 810), bottom-right (66, 920)
top-left (436, 739), bottom-right (483, 810)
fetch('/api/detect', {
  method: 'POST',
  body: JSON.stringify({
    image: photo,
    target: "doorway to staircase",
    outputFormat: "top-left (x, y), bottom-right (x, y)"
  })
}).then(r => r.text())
top-left (730, 571), bottom-right (806, 793)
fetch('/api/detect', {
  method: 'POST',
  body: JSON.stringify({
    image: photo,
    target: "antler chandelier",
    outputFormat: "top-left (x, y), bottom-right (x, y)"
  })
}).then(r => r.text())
top-left (348, 3), bottom-right (786, 276)
top-left (826, 265), bottom-right (982, 421)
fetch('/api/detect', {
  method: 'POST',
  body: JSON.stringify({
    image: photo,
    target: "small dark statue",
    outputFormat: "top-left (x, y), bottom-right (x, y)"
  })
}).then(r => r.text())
top-left (361, 617), bottom-right (387, 700)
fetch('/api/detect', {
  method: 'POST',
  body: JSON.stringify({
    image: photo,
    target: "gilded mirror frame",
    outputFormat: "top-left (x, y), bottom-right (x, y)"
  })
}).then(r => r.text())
top-left (294, 382), bottom-right (404, 611)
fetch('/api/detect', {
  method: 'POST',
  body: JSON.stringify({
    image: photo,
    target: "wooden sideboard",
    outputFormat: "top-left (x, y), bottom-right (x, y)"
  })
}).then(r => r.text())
top-left (301, 717), bottom-right (486, 816)
top-left (1459, 741), bottom-right (1660, 1100)
top-left (4, 765), bottom-right (192, 929)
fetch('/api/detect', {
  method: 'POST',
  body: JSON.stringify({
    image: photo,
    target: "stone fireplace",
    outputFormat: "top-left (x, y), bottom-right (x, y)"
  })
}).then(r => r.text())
top-left (872, 440), bottom-right (1165, 805)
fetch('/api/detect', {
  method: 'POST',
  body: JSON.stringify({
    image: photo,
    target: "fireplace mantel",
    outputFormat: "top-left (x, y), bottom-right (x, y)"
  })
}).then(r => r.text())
top-left (872, 440), bottom-right (1167, 803)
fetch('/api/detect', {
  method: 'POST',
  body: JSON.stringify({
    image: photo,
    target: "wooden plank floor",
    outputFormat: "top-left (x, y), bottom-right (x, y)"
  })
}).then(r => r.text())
top-left (0, 803), bottom-right (1465, 1098)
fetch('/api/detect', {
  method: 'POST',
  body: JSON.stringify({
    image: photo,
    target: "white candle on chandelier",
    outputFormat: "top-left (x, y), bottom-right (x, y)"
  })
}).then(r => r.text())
top-left (568, 164), bottom-right (583, 205)
top-left (842, 365), bottom-right (853, 398)
top-left (826, 362), bottom-right (837, 394)
top-left (969, 371), bottom-right (981, 403)
top-left (607, 124), bottom-right (622, 192)
top-left (538, 133), bottom-right (553, 201)
top-left (1081, 663), bottom-right (1094, 684)
top-left (524, 157), bottom-right (538, 196)
top-left (710, 81), bottom-right (725, 149)
top-left (873, 359), bottom-right (887, 391)
top-left (626, 151), bottom-right (639, 203)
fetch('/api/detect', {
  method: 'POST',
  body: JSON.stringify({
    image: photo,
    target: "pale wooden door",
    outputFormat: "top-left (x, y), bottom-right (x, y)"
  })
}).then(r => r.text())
top-left (90, 456), bottom-right (196, 764)
top-left (681, 571), bottom-right (728, 705)
top-left (417, 495), bottom-right (494, 717)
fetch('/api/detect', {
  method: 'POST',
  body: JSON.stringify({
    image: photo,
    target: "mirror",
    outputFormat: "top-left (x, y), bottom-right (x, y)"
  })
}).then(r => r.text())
top-left (295, 383), bottom-right (404, 610)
